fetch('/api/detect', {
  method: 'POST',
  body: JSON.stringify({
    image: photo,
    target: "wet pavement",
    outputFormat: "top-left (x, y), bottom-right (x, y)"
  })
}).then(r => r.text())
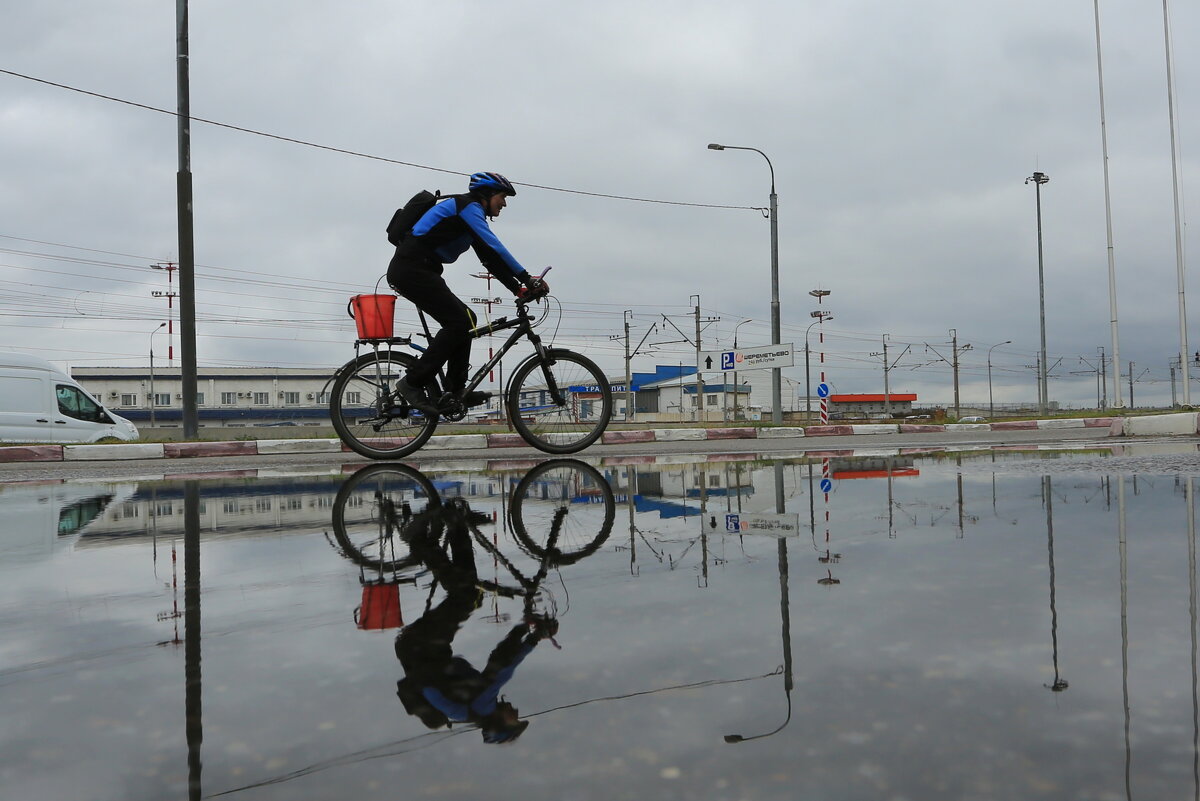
top-left (5, 444), bottom-right (1200, 799)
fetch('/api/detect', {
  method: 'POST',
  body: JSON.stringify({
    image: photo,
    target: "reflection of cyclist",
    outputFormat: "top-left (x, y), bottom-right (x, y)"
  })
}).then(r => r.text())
top-left (395, 498), bottom-right (557, 744)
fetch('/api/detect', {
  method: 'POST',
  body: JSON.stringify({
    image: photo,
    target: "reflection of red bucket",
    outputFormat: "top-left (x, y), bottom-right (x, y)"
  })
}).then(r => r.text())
top-left (348, 294), bottom-right (396, 339)
top-left (354, 582), bottom-right (402, 630)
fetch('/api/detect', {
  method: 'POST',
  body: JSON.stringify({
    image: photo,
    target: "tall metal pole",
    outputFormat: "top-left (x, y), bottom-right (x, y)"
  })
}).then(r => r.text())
top-left (1161, 0), bottom-right (1190, 405)
top-left (150, 322), bottom-right (166, 428)
top-left (693, 295), bottom-right (703, 423)
top-left (1027, 171), bottom-right (1050, 416)
top-left (708, 144), bottom-right (782, 422)
top-left (624, 311), bottom-right (633, 423)
top-left (988, 340), bottom-right (1010, 419)
top-left (1092, 0), bottom-right (1124, 408)
top-left (176, 0), bottom-right (199, 437)
top-left (882, 335), bottom-right (891, 418)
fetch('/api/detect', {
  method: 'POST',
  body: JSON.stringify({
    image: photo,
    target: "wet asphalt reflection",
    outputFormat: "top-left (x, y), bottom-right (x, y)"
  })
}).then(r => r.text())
top-left (5, 446), bottom-right (1200, 799)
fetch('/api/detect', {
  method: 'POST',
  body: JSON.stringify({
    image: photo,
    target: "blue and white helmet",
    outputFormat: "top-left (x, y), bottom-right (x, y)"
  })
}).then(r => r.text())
top-left (468, 172), bottom-right (517, 196)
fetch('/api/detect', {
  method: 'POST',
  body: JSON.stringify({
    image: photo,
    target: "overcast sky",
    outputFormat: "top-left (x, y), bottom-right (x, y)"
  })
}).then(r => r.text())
top-left (2, 1), bottom-right (1199, 409)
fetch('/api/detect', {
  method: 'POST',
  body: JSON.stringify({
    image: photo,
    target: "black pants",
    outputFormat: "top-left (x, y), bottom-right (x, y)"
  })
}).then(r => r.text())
top-left (388, 257), bottom-right (475, 394)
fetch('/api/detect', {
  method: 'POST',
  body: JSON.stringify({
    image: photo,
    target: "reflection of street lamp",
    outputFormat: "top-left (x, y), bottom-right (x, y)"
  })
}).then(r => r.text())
top-left (805, 313), bottom-right (833, 421)
top-left (725, 469), bottom-right (793, 743)
top-left (987, 340), bottom-right (1011, 419)
top-left (149, 322), bottom-right (167, 427)
top-left (708, 143), bottom-right (782, 422)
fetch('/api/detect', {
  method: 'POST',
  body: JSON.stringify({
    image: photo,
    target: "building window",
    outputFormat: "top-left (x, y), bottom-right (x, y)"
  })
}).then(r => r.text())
top-left (316, 391), bottom-right (330, 404)
top-left (283, 392), bottom-right (300, 405)
top-left (707, 394), bottom-right (718, 406)
top-left (221, 392), bottom-right (237, 405)
top-left (254, 392), bottom-right (269, 405)
top-left (255, 498), bottom-right (272, 513)
top-left (121, 393), bottom-right (138, 407)
top-left (346, 391), bottom-right (361, 405)
top-left (153, 393), bottom-right (171, 407)
top-left (195, 393), bottom-right (204, 406)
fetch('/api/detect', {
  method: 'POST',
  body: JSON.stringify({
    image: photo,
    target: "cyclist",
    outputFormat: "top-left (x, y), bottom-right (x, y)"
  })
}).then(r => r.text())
top-left (394, 498), bottom-right (557, 744)
top-left (387, 171), bottom-right (548, 415)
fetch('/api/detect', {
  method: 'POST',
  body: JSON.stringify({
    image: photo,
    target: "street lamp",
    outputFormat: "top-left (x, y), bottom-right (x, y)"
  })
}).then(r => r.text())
top-left (149, 322), bottom-right (167, 428)
top-left (805, 313), bottom-right (833, 421)
top-left (1025, 171), bottom-right (1050, 415)
top-left (709, 143), bottom-right (782, 423)
top-left (987, 340), bottom-right (1011, 419)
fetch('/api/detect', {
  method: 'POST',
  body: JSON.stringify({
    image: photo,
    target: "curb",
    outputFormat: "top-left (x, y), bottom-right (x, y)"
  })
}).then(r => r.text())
top-left (0, 414), bottom-right (1177, 465)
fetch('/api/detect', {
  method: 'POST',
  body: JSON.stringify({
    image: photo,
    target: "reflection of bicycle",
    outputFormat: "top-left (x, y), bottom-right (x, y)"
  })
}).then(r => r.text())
top-left (330, 288), bottom-right (613, 460)
top-left (329, 459), bottom-right (615, 609)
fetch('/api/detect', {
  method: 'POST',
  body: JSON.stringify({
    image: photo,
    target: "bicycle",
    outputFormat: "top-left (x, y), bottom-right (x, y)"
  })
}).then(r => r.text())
top-left (330, 275), bottom-right (613, 460)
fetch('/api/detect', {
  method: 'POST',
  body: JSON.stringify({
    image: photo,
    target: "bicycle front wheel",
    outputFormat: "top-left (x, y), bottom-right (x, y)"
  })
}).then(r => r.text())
top-left (510, 459), bottom-right (615, 564)
top-left (331, 350), bottom-right (438, 460)
top-left (507, 349), bottom-right (611, 454)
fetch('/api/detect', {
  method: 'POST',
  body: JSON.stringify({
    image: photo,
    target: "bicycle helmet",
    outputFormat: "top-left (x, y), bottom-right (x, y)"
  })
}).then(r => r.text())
top-left (468, 172), bottom-right (517, 197)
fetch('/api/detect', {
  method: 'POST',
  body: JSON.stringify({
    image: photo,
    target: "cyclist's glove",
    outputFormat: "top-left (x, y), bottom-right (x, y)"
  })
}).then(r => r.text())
top-left (517, 274), bottom-right (549, 301)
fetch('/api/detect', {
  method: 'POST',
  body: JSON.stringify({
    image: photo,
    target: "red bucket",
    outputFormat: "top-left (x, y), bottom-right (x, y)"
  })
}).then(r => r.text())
top-left (354, 582), bottom-right (402, 631)
top-left (348, 294), bottom-right (396, 340)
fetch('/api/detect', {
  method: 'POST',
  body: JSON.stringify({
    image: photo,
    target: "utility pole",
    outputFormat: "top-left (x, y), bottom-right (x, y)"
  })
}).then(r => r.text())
top-left (1128, 360), bottom-right (1135, 407)
top-left (610, 315), bottom-right (657, 423)
top-left (1099, 346), bottom-right (1107, 409)
top-left (882, 336), bottom-right (891, 417)
top-left (624, 311), bottom-right (633, 423)
top-left (950, 329), bottom-right (972, 418)
top-left (175, 0), bottom-right (199, 438)
top-left (694, 295), bottom-right (703, 423)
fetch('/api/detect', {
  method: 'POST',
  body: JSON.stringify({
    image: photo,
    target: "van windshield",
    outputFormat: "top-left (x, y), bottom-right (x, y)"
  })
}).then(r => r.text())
top-left (56, 384), bottom-right (111, 424)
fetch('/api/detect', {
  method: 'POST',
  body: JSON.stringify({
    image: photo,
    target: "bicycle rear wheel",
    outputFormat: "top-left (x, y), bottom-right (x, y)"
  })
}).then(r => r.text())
top-left (331, 350), bottom-right (438, 460)
top-left (510, 459), bottom-right (614, 564)
top-left (331, 462), bottom-right (441, 572)
top-left (506, 349), bottom-right (611, 454)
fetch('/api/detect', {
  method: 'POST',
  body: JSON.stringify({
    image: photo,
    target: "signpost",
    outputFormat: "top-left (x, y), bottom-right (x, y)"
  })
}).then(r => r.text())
top-left (698, 344), bottom-right (795, 373)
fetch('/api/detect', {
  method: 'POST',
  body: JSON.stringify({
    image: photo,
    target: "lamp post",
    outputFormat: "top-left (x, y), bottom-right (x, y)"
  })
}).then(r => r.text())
top-left (730, 318), bottom-right (754, 421)
top-left (149, 322), bottom-right (167, 428)
top-left (805, 313), bottom-right (832, 422)
top-left (987, 340), bottom-right (1011, 419)
top-left (1025, 171), bottom-right (1050, 415)
top-left (709, 143), bottom-right (782, 423)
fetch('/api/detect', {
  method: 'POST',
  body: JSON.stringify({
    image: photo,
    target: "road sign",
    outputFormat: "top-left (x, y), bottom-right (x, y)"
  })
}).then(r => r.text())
top-left (698, 343), bottom-right (795, 373)
top-left (816, 382), bottom-right (830, 398)
top-left (819, 478), bottom-right (833, 493)
top-left (723, 512), bottom-right (801, 538)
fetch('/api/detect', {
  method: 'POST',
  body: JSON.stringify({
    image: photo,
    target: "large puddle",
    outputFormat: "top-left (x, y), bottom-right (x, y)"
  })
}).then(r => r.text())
top-left (5, 446), bottom-right (1200, 799)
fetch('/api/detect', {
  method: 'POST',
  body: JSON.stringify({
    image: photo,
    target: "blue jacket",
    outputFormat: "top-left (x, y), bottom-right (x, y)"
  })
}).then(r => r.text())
top-left (400, 194), bottom-right (529, 292)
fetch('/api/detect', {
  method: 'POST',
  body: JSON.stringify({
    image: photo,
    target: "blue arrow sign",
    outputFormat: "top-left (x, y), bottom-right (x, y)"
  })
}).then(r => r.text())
top-left (816, 382), bottom-right (830, 398)
top-left (820, 478), bottom-right (833, 493)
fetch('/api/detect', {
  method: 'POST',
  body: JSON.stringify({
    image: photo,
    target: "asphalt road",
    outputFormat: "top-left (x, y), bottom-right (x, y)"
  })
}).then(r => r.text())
top-left (0, 425), bottom-right (1155, 482)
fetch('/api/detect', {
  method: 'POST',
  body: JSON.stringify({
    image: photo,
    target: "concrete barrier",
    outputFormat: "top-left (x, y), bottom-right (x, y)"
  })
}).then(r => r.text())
top-left (64, 443), bottom-right (166, 461)
top-left (0, 445), bottom-right (63, 462)
top-left (849, 424), bottom-right (899, 435)
top-left (945, 424), bottom-right (988, 431)
top-left (653, 428), bottom-right (706, 441)
top-left (257, 438), bottom-right (342, 454)
top-left (1120, 412), bottom-right (1199, 437)
top-left (1037, 419), bottom-right (1085, 430)
top-left (758, 427), bottom-right (805, 439)
top-left (422, 434), bottom-right (488, 451)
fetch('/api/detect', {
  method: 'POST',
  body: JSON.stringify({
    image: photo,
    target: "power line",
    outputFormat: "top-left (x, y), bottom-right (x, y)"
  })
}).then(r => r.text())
top-left (0, 67), bottom-right (760, 212)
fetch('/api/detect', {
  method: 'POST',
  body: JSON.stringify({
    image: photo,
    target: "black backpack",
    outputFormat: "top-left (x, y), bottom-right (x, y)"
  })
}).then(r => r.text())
top-left (386, 190), bottom-right (441, 246)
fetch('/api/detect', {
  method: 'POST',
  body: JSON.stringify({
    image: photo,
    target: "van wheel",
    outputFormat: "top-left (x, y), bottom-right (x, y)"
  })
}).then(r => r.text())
top-left (95, 437), bottom-right (122, 444)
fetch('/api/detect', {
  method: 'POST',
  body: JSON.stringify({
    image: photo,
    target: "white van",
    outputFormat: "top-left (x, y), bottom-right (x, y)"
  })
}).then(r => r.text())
top-left (0, 353), bottom-right (139, 444)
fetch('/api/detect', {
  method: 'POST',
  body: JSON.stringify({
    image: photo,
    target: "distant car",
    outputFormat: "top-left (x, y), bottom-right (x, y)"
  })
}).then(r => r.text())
top-left (959, 416), bottom-right (986, 423)
top-left (907, 414), bottom-right (932, 420)
top-left (262, 420), bottom-right (297, 426)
